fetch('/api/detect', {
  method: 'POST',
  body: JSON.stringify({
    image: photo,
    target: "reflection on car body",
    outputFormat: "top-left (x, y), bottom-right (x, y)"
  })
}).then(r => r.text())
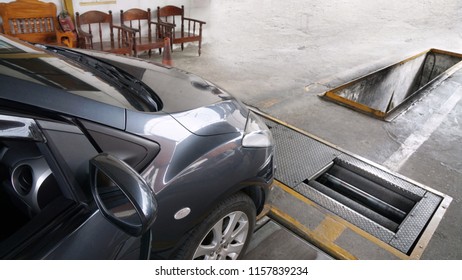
top-left (0, 34), bottom-right (274, 259)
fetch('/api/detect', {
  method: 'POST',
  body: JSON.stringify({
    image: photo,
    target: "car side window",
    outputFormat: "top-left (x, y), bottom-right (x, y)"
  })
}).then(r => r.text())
top-left (37, 120), bottom-right (99, 199)
top-left (0, 115), bottom-right (67, 243)
top-left (0, 114), bottom-right (96, 258)
top-left (0, 138), bottom-right (63, 241)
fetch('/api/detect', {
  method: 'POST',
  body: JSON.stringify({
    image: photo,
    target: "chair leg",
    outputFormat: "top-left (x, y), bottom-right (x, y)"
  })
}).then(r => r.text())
top-left (181, 43), bottom-right (184, 51)
top-left (148, 49), bottom-right (152, 58)
top-left (198, 39), bottom-right (202, 56)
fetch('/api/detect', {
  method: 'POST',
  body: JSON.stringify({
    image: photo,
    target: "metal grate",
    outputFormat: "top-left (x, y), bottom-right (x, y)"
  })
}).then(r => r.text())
top-left (261, 114), bottom-right (445, 255)
top-left (265, 120), bottom-right (341, 188)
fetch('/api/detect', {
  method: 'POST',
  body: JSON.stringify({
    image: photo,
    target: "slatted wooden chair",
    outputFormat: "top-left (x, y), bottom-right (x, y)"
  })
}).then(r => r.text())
top-left (156, 5), bottom-right (206, 56)
top-left (120, 8), bottom-right (174, 57)
top-left (0, 0), bottom-right (77, 48)
top-left (75, 10), bottom-right (134, 56)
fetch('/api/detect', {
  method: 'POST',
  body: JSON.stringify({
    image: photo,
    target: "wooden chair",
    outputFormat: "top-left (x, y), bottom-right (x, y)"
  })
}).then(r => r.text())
top-left (75, 10), bottom-right (134, 56)
top-left (0, 0), bottom-right (77, 48)
top-left (120, 8), bottom-right (174, 57)
top-left (157, 5), bottom-right (206, 56)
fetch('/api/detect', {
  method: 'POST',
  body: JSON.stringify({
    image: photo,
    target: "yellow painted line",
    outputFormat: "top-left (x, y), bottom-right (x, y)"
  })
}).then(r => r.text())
top-left (313, 216), bottom-right (346, 242)
top-left (323, 91), bottom-right (386, 119)
top-left (319, 48), bottom-right (462, 120)
top-left (252, 111), bottom-right (450, 259)
top-left (269, 205), bottom-right (357, 260)
top-left (431, 48), bottom-right (462, 58)
top-left (273, 181), bottom-right (410, 260)
top-left (259, 98), bottom-right (282, 109)
top-left (305, 48), bottom-right (462, 99)
top-left (325, 210), bottom-right (410, 260)
top-left (321, 49), bottom-right (431, 94)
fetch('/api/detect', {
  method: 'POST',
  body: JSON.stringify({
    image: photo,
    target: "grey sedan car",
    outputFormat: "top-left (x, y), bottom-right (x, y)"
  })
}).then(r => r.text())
top-left (0, 35), bottom-right (274, 259)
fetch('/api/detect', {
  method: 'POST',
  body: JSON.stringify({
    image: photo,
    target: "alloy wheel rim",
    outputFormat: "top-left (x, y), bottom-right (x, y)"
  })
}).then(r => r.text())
top-left (193, 210), bottom-right (249, 260)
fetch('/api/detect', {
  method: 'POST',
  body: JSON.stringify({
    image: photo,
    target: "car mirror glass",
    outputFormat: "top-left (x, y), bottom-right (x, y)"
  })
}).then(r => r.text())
top-left (90, 153), bottom-right (157, 237)
top-left (93, 172), bottom-right (142, 227)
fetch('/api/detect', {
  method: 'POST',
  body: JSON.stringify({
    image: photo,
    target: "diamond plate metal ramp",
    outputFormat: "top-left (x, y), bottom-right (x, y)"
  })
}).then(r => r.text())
top-left (265, 119), bottom-right (341, 188)
top-left (259, 112), bottom-right (452, 259)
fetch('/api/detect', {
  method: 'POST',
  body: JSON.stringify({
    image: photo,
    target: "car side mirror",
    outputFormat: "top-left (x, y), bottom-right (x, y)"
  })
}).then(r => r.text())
top-left (90, 153), bottom-right (157, 237)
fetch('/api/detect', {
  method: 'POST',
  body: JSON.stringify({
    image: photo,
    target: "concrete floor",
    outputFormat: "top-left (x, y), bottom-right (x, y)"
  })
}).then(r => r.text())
top-left (146, 0), bottom-right (462, 260)
top-left (244, 218), bottom-right (333, 260)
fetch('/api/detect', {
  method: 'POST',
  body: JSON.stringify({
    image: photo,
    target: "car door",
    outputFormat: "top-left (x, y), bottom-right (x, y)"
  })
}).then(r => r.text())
top-left (0, 112), bottom-right (157, 259)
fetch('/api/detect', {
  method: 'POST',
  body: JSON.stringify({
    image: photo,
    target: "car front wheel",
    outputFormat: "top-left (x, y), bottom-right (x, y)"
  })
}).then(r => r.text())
top-left (177, 192), bottom-right (256, 260)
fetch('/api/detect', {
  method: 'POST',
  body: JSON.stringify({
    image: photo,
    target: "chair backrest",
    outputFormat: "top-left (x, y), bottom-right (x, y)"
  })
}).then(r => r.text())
top-left (120, 8), bottom-right (152, 38)
top-left (0, 0), bottom-right (60, 44)
top-left (157, 5), bottom-right (184, 28)
top-left (76, 10), bottom-right (114, 42)
top-left (76, 10), bottom-right (113, 25)
top-left (120, 8), bottom-right (151, 24)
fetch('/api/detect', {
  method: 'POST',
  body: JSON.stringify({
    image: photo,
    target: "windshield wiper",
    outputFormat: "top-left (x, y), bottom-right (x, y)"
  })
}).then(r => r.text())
top-left (40, 45), bottom-right (161, 112)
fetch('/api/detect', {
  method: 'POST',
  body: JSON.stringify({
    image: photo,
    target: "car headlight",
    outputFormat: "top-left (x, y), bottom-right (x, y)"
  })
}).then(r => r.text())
top-left (242, 112), bottom-right (274, 148)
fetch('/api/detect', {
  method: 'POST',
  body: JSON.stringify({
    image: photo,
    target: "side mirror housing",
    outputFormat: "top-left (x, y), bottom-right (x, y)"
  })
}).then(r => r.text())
top-left (90, 153), bottom-right (157, 237)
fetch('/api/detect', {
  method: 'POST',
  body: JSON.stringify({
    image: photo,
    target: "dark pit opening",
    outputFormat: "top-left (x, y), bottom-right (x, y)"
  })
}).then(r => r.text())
top-left (323, 49), bottom-right (462, 119)
top-left (307, 160), bottom-right (420, 232)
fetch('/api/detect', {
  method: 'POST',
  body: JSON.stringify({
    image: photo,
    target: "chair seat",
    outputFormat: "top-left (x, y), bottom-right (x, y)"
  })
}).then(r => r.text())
top-left (88, 41), bottom-right (132, 54)
top-left (172, 31), bottom-right (201, 44)
top-left (120, 8), bottom-right (173, 57)
top-left (134, 36), bottom-right (165, 52)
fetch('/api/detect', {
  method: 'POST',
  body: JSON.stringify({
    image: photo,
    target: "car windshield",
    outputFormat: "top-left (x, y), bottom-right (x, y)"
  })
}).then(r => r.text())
top-left (0, 36), bottom-right (161, 112)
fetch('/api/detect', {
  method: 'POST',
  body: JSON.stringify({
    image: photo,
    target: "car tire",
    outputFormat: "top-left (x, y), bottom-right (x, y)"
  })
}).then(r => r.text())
top-left (176, 192), bottom-right (256, 260)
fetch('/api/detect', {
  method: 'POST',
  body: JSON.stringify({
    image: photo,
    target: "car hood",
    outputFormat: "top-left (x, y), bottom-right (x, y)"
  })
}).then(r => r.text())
top-left (142, 68), bottom-right (249, 136)
top-left (0, 39), bottom-right (248, 136)
top-left (84, 51), bottom-right (249, 136)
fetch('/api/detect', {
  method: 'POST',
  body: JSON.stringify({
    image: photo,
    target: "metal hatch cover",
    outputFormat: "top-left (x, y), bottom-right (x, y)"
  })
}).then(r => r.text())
top-left (260, 112), bottom-right (452, 258)
top-left (321, 49), bottom-right (462, 121)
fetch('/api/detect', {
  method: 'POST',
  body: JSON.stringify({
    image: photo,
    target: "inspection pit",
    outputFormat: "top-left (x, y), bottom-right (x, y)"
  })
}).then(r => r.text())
top-left (322, 49), bottom-right (462, 120)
